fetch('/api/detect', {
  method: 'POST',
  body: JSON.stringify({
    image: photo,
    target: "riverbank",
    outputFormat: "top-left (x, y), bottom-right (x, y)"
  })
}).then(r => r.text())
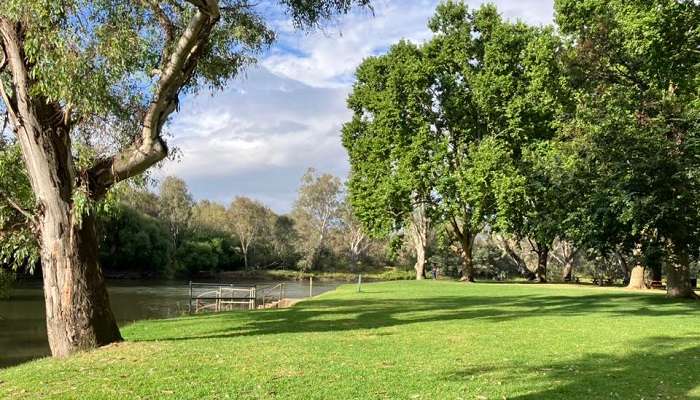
top-left (1, 281), bottom-right (698, 399)
top-left (213, 266), bottom-right (415, 282)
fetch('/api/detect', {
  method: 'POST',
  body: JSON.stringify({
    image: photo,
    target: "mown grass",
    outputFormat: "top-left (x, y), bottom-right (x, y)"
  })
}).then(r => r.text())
top-left (1, 281), bottom-right (698, 399)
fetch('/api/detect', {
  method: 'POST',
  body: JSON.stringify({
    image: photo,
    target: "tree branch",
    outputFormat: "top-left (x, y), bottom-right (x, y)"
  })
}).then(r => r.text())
top-left (87, 0), bottom-right (221, 198)
top-left (0, 189), bottom-right (36, 225)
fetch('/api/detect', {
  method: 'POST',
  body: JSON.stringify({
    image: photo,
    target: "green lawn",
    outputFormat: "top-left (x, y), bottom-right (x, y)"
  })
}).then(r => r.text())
top-left (1, 281), bottom-right (698, 399)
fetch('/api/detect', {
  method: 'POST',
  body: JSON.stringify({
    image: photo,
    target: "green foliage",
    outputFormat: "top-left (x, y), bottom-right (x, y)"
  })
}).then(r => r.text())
top-left (99, 205), bottom-right (173, 277)
top-left (0, 145), bottom-right (38, 273)
top-left (0, 0), bottom-right (370, 132)
top-left (174, 236), bottom-right (238, 276)
top-left (553, 0), bottom-right (700, 262)
top-left (343, 2), bottom-right (567, 268)
top-left (291, 168), bottom-right (343, 270)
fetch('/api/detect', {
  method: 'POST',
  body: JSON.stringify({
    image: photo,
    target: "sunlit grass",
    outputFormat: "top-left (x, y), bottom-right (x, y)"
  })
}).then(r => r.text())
top-left (1, 281), bottom-right (698, 399)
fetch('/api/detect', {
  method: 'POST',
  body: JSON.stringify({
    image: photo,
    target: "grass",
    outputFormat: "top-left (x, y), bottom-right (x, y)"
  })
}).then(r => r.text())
top-left (1, 281), bottom-right (698, 399)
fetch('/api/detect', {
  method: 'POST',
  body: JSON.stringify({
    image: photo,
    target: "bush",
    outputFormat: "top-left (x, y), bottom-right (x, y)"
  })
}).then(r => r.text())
top-left (0, 269), bottom-right (15, 299)
top-left (99, 206), bottom-right (174, 277)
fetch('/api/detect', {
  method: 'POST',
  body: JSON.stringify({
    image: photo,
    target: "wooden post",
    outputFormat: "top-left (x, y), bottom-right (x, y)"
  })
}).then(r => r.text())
top-left (250, 287), bottom-right (256, 310)
top-left (188, 281), bottom-right (193, 314)
top-left (358, 274), bottom-right (362, 293)
top-left (309, 276), bottom-right (313, 297)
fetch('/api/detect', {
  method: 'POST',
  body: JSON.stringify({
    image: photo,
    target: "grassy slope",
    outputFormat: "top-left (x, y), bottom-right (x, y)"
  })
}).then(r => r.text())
top-left (1, 282), bottom-right (698, 400)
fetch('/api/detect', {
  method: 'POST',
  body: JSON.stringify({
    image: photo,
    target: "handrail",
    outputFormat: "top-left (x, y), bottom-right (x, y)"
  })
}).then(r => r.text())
top-left (189, 281), bottom-right (257, 313)
top-left (259, 282), bottom-right (285, 309)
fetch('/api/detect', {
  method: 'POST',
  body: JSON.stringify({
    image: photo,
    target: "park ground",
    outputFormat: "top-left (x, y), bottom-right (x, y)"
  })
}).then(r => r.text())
top-left (0, 281), bottom-right (698, 399)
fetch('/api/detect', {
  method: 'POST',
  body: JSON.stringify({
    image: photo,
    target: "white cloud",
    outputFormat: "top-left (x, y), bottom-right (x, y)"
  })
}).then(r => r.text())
top-left (160, 67), bottom-right (351, 212)
top-left (263, 0), bottom-right (554, 88)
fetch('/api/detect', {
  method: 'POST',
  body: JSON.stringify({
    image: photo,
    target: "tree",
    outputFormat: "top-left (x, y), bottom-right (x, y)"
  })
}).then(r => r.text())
top-left (158, 176), bottom-right (194, 248)
top-left (555, 0), bottom-right (700, 298)
top-left (343, 2), bottom-right (535, 282)
top-left (338, 198), bottom-right (371, 271)
top-left (270, 215), bottom-right (300, 269)
top-left (227, 196), bottom-right (271, 270)
top-left (342, 40), bottom-right (436, 280)
top-left (99, 204), bottom-right (173, 277)
top-left (191, 200), bottom-right (228, 236)
top-left (291, 168), bottom-right (342, 271)
top-left (0, 0), bottom-right (371, 356)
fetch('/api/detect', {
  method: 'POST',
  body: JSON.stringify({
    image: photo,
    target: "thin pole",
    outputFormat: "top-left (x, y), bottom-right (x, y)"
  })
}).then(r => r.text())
top-left (309, 276), bottom-right (313, 297)
top-left (188, 281), bottom-right (193, 314)
top-left (358, 273), bottom-right (362, 293)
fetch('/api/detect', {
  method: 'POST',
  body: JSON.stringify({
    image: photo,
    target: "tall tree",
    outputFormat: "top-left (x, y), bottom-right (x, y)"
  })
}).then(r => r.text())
top-left (0, 0), bottom-right (370, 356)
top-left (158, 176), bottom-right (194, 248)
top-left (344, 2), bottom-right (540, 282)
top-left (291, 168), bottom-right (342, 271)
top-left (555, 0), bottom-right (700, 298)
top-left (342, 40), bottom-right (436, 280)
top-left (227, 196), bottom-right (271, 270)
top-left (191, 200), bottom-right (228, 236)
top-left (338, 198), bottom-right (371, 271)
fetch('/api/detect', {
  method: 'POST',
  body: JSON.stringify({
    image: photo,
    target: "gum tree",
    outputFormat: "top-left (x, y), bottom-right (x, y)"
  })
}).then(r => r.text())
top-left (0, 0), bottom-right (370, 357)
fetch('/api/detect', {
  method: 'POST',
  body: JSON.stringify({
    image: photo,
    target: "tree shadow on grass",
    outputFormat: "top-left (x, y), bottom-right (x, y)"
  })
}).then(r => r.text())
top-left (445, 336), bottom-right (700, 399)
top-left (135, 287), bottom-right (700, 343)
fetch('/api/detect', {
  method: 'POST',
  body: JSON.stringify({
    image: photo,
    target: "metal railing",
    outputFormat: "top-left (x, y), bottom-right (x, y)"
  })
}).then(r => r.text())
top-left (258, 282), bottom-right (286, 309)
top-left (188, 282), bottom-right (256, 313)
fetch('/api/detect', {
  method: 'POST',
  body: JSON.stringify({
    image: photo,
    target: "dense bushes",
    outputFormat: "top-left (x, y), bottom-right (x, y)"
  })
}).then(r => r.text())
top-left (99, 206), bottom-right (173, 277)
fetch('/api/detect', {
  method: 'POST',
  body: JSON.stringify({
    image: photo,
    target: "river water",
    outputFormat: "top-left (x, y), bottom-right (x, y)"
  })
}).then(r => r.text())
top-left (0, 279), bottom-right (341, 369)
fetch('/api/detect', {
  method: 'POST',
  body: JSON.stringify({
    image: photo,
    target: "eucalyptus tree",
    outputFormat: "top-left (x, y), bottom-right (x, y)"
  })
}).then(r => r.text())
top-left (291, 168), bottom-right (343, 271)
top-left (338, 198), bottom-right (371, 271)
top-left (158, 176), bottom-right (194, 248)
top-left (0, 0), bottom-right (371, 356)
top-left (227, 196), bottom-right (272, 270)
top-left (555, 0), bottom-right (700, 298)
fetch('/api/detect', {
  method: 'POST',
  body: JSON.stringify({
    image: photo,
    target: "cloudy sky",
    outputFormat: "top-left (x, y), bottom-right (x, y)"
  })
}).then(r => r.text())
top-left (160, 0), bottom-right (555, 213)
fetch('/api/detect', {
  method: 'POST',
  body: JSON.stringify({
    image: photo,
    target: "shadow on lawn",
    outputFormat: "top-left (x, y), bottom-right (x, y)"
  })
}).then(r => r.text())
top-left (138, 287), bottom-right (699, 343)
top-left (446, 335), bottom-right (700, 399)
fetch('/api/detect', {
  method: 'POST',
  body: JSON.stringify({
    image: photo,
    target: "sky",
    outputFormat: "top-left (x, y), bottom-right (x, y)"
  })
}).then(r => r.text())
top-left (159, 0), bottom-right (555, 213)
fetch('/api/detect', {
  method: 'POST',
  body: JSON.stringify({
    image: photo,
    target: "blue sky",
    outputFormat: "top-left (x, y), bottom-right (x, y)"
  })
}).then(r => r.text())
top-left (160, 0), bottom-right (555, 213)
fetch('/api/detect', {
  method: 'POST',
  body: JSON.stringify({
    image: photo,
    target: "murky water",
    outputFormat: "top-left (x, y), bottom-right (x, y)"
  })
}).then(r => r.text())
top-left (0, 279), bottom-right (340, 369)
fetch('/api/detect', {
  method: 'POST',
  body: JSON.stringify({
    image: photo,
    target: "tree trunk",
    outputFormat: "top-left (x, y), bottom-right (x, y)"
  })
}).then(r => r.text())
top-left (459, 233), bottom-right (475, 282)
top-left (408, 205), bottom-right (429, 281)
top-left (414, 244), bottom-right (426, 280)
top-left (666, 251), bottom-right (697, 299)
top-left (41, 212), bottom-right (122, 357)
top-left (626, 265), bottom-right (647, 290)
top-left (535, 245), bottom-right (549, 283)
top-left (9, 80), bottom-right (122, 357)
top-left (562, 262), bottom-right (573, 282)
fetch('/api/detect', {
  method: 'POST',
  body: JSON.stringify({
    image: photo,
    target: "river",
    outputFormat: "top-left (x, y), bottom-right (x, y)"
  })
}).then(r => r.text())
top-left (0, 279), bottom-right (341, 369)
